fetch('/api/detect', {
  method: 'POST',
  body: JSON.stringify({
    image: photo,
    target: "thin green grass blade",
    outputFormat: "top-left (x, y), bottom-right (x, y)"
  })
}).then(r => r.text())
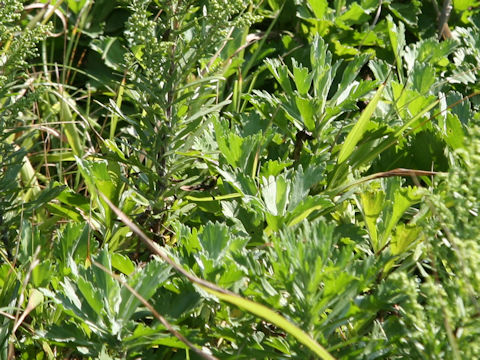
top-left (60, 98), bottom-right (84, 157)
top-left (205, 287), bottom-right (335, 360)
top-left (395, 98), bottom-right (440, 136)
top-left (337, 83), bottom-right (385, 164)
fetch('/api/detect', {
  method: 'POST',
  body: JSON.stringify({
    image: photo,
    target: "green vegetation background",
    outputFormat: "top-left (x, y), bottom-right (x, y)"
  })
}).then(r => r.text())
top-left (1, 0), bottom-right (480, 359)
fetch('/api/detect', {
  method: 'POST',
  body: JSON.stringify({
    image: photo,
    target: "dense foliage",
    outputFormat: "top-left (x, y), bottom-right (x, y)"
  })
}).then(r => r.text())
top-left (1, 0), bottom-right (480, 359)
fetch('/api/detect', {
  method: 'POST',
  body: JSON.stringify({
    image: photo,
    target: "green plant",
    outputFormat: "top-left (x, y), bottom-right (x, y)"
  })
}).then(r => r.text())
top-left (3, 1), bottom-right (480, 359)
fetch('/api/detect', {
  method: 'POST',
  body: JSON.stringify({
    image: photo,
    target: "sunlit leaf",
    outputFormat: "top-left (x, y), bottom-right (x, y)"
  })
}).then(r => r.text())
top-left (337, 82), bottom-right (385, 164)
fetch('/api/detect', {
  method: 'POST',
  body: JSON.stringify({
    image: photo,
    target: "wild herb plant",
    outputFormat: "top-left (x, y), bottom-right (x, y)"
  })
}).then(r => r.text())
top-left (411, 126), bottom-right (480, 359)
top-left (73, 0), bottom-right (265, 250)
top-left (2, 1), bottom-right (480, 359)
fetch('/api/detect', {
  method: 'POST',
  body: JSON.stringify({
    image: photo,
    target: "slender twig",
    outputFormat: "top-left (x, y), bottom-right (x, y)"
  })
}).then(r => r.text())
top-left (358, 0), bottom-right (382, 51)
top-left (438, 0), bottom-right (453, 39)
top-left (330, 168), bottom-right (444, 196)
top-left (0, 311), bottom-right (34, 334)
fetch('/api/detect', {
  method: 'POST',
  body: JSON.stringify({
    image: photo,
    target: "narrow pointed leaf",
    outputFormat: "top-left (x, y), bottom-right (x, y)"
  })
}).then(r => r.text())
top-left (202, 287), bottom-right (335, 360)
top-left (337, 83), bottom-right (385, 164)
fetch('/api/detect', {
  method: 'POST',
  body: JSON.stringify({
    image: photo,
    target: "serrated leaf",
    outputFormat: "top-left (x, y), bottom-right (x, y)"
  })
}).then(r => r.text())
top-left (358, 186), bottom-right (385, 251)
top-left (359, 179), bottom-right (424, 252)
top-left (54, 223), bottom-right (90, 265)
top-left (387, 1), bottom-right (421, 27)
top-left (45, 322), bottom-right (93, 346)
top-left (390, 224), bottom-right (422, 255)
top-left (382, 182), bottom-right (423, 243)
top-left (295, 96), bottom-right (316, 131)
top-left (199, 222), bottom-right (230, 261)
top-left (413, 37), bottom-right (458, 65)
top-left (118, 260), bottom-right (171, 323)
top-left (292, 58), bottom-right (313, 96)
top-left (391, 81), bottom-right (437, 123)
top-left (265, 212), bottom-right (284, 232)
top-left (286, 196), bottom-right (333, 226)
top-left (447, 91), bottom-right (473, 125)
top-left (369, 58), bottom-right (391, 83)
top-left (289, 165), bottom-right (326, 210)
top-left (214, 120), bottom-right (262, 173)
top-left (77, 276), bottom-right (104, 319)
top-left (310, 36), bottom-right (341, 113)
top-left (265, 58), bottom-right (293, 96)
top-left (60, 277), bottom-right (83, 312)
top-left (411, 63), bottom-right (435, 94)
top-left (76, 158), bottom-right (121, 231)
top-left (260, 159), bottom-right (293, 177)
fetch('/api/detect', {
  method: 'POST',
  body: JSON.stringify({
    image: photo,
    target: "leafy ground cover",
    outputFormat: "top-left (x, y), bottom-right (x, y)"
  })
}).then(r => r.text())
top-left (1, 0), bottom-right (480, 359)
